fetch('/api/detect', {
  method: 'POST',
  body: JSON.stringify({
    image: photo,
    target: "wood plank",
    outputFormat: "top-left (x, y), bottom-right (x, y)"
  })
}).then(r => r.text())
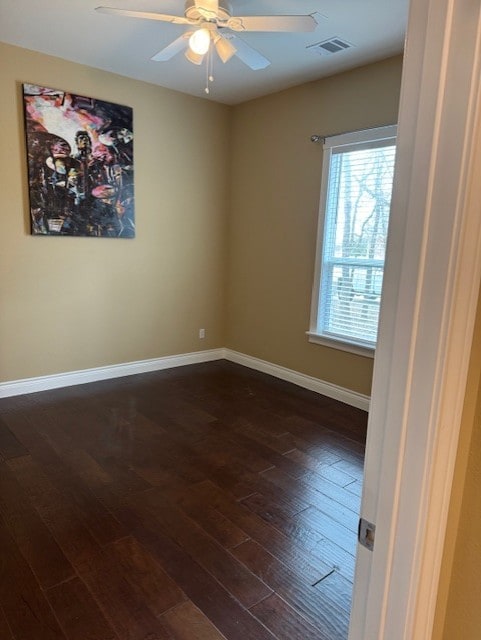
top-left (316, 464), bottom-right (358, 488)
top-left (161, 601), bottom-right (227, 640)
top-left (251, 503), bottom-right (357, 582)
top-left (233, 539), bottom-right (350, 640)
top-left (284, 448), bottom-right (330, 474)
top-left (4, 413), bottom-right (127, 546)
top-left (218, 427), bottom-right (308, 480)
top-left (115, 504), bottom-right (278, 640)
top-left (189, 431), bottom-right (274, 475)
top-left (246, 473), bottom-right (310, 516)
top-left (194, 400), bottom-right (291, 438)
top-left (284, 438), bottom-right (343, 466)
top-left (310, 537), bottom-right (357, 583)
top-left (283, 415), bottom-right (365, 459)
top-left (186, 480), bottom-right (331, 585)
top-left (206, 463), bottom-right (259, 500)
top-left (108, 536), bottom-right (187, 616)
top-left (0, 417), bottom-right (28, 459)
top-left (0, 516), bottom-right (67, 640)
top-left (314, 403), bottom-right (368, 443)
top-left (234, 423), bottom-right (297, 455)
top-left (330, 457), bottom-right (364, 480)
top-left (41, 401), bottom-right (164, 490)
top-left (344, 479), bottom-right (363, 497)
top-left (167, 493), bottom-right (250, 550)
top-left (133, 407), bottom-right (275, 481)
top-left (250, 593), bottom-right (327, 640)
top-left (295, 501), bottom-right (359, 536)
top-left (315, 570), bottom-right (354, 617)
top-left (270, 393), bottom-right (367, 445)
top-left (49, 406), bottom-right (158, 493)
top-left (0, 606), bottom-right (14, 639)
top-left (7, 455), bottom-right (102, 566)
top-left (123, 489), bottom-right (273, 609)
top-left (295, 506), bottom-right (357, 556)
top-left (262, 466), bottom-right (361, 514)
top-left (33, 410), bottom-right (152, 512)
top-left (74, 545), bottom-right (173, 640)
top-left (46, 577), bottom-right (120, 640)
top-left (0, 461), bottom-right (74, 589)
top-left (241, 492), bottom-right (303, 530)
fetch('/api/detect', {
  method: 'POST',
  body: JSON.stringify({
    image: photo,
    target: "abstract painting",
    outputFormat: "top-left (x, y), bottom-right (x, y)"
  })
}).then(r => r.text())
top-left (23, 83), bottom-right (134, 237)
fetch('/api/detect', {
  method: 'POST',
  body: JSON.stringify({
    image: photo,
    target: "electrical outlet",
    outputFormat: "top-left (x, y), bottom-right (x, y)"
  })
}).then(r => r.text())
top-left (199, 328), bottom-right (205, 339)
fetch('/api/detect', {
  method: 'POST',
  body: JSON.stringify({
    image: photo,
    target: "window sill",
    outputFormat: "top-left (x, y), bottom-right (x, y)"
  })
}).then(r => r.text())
top-left (306, 331), bottom-right (375, 358)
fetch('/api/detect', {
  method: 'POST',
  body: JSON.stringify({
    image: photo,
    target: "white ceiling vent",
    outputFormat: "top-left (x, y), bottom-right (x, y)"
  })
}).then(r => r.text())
top-left (307, 37), bottom-right (353, 56)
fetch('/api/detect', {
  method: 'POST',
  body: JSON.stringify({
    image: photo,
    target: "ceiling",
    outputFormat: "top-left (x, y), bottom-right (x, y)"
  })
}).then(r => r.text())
top-left (0, 0), bottom-right (408, 105)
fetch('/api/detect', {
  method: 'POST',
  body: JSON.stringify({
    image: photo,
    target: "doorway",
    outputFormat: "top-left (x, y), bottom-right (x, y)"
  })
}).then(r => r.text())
top-left (349, 0), bottom-right (481, 637)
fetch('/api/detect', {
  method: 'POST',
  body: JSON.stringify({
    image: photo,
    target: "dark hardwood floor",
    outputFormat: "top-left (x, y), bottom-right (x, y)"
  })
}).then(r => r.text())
top-left (0, 360), bottom-right (367, 640)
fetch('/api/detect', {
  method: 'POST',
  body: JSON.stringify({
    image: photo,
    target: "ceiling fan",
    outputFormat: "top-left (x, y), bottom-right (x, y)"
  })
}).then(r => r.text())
top-left (96, 0), bottom-right (318, 73)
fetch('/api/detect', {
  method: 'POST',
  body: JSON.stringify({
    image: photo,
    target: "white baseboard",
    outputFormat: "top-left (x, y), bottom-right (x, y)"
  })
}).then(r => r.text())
top-left (0, 347), bottom-right (370, 410)
top-left (223, 349), bottom-right (370, 411)
top-left (0, 349), bottom-right (225, 398)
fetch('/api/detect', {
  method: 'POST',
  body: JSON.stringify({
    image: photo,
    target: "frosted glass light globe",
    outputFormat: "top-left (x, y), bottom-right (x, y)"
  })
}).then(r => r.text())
top-left (189, 28), bottom-right (210, 55)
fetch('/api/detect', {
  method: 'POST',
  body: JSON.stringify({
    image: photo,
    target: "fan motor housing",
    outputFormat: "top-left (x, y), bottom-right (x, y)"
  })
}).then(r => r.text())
top-left (185, 0), bottom-right (232, 21)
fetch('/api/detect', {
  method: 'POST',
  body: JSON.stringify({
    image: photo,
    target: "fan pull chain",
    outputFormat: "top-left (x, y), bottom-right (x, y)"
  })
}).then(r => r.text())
top-left (205, 43), bottom-right (214, 94)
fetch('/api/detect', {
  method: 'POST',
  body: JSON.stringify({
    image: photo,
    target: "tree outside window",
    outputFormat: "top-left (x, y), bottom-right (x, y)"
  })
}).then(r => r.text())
top-left (310, 126), bottom-right (397, 352)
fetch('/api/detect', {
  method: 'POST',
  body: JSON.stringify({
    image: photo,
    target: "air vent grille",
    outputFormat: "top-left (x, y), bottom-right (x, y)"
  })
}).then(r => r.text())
top-left (308, 37), bottom-right (353, 56)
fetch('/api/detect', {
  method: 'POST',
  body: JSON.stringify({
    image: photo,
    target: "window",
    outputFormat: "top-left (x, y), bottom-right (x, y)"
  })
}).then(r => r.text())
top-left (308, 125), bottom-right (397, 356)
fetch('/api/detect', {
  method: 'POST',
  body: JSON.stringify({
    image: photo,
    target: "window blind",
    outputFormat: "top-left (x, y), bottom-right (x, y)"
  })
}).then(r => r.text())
top-left (317, 137), bottom-right (396, 347)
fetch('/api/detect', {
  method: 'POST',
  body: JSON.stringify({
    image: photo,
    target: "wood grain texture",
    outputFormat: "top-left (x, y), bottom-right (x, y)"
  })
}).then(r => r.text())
top-left (0, 416), bottom-right (28, 459)
top-left (74, 544), bottom-right (173, 640)
top-left (250, 593), bottom-right (327, 640)
top-left (233, 538), bottom-right (351, 640)
top-left (122, 488), bottom-right (273, 609)
top-left (46, 577), bottom-right (119, 640)
top-left (0, 461), bottom-right (74, 589)
top-left (161, 601), bottom-right (228, 640)
top-left (115, 505), bottom-right (278, 640)
top-left (107, 535), bottom-right (187, 616)
top-left (0, 607), bottom-right (14, 640)
top-left (0, 360), bottom-right (366, 640)
top-left (0, 516), bottom-right (66, 640)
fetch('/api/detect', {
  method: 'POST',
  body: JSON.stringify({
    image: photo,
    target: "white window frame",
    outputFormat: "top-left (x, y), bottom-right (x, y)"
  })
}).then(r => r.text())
top-left (308, 125), bottom-right (397, 357)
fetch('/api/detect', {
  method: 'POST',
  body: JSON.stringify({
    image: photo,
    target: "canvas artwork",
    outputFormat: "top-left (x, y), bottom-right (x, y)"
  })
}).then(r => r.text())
top-left (23, 83), bottom-right (134, 237)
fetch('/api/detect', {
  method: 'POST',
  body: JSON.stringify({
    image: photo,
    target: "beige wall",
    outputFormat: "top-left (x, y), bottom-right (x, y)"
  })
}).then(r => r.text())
top-left (226, 56), bottom-right (403, 396)
top-left (0, 44), bottom-right (402, 395)
top-left (432, 285), bottom-right (481, 639)
top-left (0, 42), bottom-right (229, 382)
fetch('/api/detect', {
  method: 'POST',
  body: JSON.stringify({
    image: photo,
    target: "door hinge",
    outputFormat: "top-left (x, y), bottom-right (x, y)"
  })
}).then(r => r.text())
top-left (358, 517), bottom-right (376, 551)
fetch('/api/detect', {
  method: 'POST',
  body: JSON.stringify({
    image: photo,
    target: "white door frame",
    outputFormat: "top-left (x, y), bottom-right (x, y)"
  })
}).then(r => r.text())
top-left (349, 0), bottom-right (481, 638)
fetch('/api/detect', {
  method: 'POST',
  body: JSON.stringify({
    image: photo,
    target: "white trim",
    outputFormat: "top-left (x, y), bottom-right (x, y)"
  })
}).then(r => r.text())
top-left (0, 347), bottom-right (369, 411)
top-left (306, 331), bottom-right (375, 359)
top-left (308, 125), bottom-right (397, 352)
top-left (224, 348), bottom-right (370, 411)
top-left (324, 124), bottom-right (398, 149)
top-left (349, 0), bottom-right (481, 638)
top-left (0, 349), bottom-right (225, 398)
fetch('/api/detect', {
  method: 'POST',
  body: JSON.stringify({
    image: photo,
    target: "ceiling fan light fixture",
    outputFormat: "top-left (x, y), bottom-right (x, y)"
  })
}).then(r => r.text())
top-left (97, 2), bottom-right (319, 76)
top-left (214, 34), bottom-right (237, 63)
top-left (185, 48), bottom-right (206, 65)
top-left (189, 27), bottom-right (211, 55)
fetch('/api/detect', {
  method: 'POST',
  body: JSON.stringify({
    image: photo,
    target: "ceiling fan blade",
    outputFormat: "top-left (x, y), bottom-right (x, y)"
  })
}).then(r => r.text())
top-left (185, 48), bottom-right (205, 65)
top-left (225, 35), bottom-right (270, 70)
top-left (194, 0), bottom-right (219, 19)
top-left (95, 6), bottom-right (192, 25)
top-left (226, 14), bottom-right (318, 32)
top-left (214, 34), bottom-right (236, 63)
top-left (151, 33), bottom-right (190, 61)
